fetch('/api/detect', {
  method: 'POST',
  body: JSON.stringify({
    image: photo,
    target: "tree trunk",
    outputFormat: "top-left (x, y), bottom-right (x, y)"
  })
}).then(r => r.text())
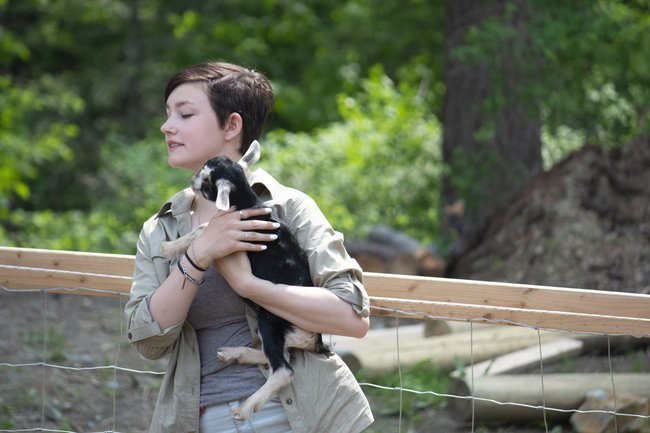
top-left (442, 0), bottom-right (543, 266)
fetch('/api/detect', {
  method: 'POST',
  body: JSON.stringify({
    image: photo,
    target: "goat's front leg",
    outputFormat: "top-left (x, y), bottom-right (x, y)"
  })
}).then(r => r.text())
top-left (217, 346), bottom-right (268, 365)
top-left (159, 223), bottom-right (207, 260)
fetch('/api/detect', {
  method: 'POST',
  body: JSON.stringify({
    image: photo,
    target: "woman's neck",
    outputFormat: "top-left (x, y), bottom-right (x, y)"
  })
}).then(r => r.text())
top-left (191, 195), bottom-right (219, 227)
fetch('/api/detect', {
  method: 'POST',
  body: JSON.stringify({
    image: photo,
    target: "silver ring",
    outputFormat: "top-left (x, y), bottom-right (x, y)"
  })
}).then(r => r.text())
top-left (244, 232), bottom-right (249, 241)
top-left (239, 210), bottom-right (244, 219)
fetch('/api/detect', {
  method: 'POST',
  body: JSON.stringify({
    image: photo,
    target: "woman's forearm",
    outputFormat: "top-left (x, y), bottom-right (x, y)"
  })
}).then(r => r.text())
top-left (148, 259), bottom-right (203, 329)
top-left (242, 277), bottom-right (369, 338)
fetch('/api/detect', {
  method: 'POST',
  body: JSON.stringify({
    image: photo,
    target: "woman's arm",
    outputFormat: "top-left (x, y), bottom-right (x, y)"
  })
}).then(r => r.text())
top-left (214, 186), bottom-right (370, 338)
top-left (146, 258), bottom-right (203, 329)
top-left (148, 207), bottom-right (278, 329)
top-left (215, 252), bottom-right (370, 338)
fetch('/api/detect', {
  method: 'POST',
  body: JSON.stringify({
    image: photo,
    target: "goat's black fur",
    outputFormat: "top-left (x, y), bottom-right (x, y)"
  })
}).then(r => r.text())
top-left (193, 155), bottom-right (332, 410)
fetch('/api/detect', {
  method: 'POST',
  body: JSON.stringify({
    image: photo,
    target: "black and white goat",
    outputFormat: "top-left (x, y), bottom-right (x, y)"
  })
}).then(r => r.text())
top-left (161, 140), bottom-right (331, 420)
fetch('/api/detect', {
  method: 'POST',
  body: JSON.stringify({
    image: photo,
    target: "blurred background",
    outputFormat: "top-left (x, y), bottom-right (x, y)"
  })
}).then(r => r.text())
top-left (1, 0), bottom-right (648, 282)
top-left (2, 2), bottom-right (650, 432)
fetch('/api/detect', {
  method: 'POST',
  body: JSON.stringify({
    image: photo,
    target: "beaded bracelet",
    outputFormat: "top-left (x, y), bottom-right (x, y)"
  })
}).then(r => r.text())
top-left (177, 260), bottom-right (204, 288)
top-left (184, 251), bottom-right (207, 272)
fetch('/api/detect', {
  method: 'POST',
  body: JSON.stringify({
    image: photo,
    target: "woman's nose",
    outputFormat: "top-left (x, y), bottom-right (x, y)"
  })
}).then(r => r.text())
top-left (160, 121), bottom-right (177, 135)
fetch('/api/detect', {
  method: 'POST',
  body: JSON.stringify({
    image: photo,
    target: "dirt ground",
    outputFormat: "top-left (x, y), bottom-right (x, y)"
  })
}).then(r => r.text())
top-left (1, 138), bottom-right (649, 432)
top-left (0, 291), bottom-right (163, 432)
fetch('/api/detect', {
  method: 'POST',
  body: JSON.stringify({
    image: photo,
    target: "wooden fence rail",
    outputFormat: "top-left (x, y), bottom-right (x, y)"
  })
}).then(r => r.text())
top-left (1, 246), bottom-right (650, 337)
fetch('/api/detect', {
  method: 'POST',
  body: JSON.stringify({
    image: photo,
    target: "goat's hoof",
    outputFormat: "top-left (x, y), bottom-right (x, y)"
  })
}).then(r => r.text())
top-left (232, 402), bottom-right (257, 421)
top-left (217, 347), bottom-right (242, 364)
top-left (159, 242), bottom-right (181, 260)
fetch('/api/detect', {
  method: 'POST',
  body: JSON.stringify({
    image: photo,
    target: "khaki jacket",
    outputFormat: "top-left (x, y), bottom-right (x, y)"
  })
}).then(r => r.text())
top-left (124, 168), bottom-right (374, 433)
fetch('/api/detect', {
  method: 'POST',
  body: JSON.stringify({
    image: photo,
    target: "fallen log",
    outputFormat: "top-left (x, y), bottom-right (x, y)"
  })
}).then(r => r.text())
top-left (330, 324), bottom-right (570, 373)
top-left (447, 373), bottom-right (650, 424)
top-left (452, 337), bottom-right (584, 378)
top-left (571, 390), bottom-right (649, 433)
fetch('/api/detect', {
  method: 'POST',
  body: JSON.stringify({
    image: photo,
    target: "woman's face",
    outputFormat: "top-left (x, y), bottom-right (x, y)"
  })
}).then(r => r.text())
top-left (161, 82), bottom-right (239, 172)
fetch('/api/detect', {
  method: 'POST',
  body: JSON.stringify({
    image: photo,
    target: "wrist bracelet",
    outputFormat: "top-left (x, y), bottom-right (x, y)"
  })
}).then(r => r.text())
top-left (177, 260), bottom-right (204, 286)
top-left (184, 251), bottom-right (207, 272)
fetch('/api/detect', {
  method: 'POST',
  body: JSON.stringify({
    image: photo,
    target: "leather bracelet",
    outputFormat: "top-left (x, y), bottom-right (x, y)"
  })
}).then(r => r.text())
top-left (184, 251), bottom-right (207, 272)
top-left (177, 260), bottom-right (204, 286)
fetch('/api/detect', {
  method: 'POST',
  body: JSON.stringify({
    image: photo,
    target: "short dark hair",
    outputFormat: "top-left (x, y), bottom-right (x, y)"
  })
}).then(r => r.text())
top-left (165, 62), bottom-right (274, 154)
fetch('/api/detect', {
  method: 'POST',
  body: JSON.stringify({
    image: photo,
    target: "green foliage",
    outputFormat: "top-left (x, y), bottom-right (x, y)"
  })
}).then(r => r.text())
top-left (0, 74), bottom-right (80, 205)
top-left (264, 67), bottom-right (442, 242)
top-left (2, 133), bottom-right (189, 254)
top-left (1, 208), bottom-right (138, 254)
top-left (96, 133), bottom-right (189, 234)
top-left (3, 67), bottom-right (440, 252)
top-left (0, 0), bottom-right (648, 253)
top-left (140, 0), bottom-right (444, 131)
top-left (454, 0), bottom-right (649, 147)
top-left (541, 125), bottom-right (585, 169)
top-left (534, 0), bottom-right (650, 145)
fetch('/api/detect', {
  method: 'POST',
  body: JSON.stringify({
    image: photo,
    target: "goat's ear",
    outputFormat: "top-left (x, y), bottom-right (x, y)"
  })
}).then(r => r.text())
top-left (238, 140), bottom-right (261, 171)
top-left (215, 179), bottom-right (233, 211)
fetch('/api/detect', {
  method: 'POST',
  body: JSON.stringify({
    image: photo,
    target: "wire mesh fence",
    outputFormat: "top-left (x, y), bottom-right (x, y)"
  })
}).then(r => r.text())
top-left (1, 247), bottom-right (649, 433)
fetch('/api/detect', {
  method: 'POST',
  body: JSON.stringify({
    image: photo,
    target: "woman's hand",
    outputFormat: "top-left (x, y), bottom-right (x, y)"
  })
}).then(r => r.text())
top-left (190, 207), bottom-right (279, 269)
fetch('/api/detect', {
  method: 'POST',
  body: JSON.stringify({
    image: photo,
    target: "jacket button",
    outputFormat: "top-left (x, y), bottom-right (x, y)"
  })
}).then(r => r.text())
top-left (286, 398), bottom-right (293, 405)
top-left (127, 332), bottom-right (133, 340)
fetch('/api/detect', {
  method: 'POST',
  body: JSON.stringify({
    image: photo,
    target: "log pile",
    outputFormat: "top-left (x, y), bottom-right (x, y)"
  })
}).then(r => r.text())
top-left (447, 373), bottom-right (650, 425)
top-left (330, 323), bottom-right (574, 373)
top-left (331, 322), bottom-right (650, 432)
top-left (447, 335), bottom-right (650, 431)
top-left (570, 390), bottom-right (649, 433)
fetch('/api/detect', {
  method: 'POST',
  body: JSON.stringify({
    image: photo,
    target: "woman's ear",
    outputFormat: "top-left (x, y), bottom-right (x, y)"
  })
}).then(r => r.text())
top-left (223, 112), bottom-right (243, 142)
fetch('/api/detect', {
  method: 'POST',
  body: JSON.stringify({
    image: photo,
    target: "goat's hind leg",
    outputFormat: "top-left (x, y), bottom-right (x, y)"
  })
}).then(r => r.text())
top-left (233, 320), bottom-right (294, 420)
top-left (233, 366), bottom-right (293, 421)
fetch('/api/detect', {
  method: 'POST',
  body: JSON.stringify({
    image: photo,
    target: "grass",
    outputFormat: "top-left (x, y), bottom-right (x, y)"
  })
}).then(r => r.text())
top-left (23, 327), bottom-right (67, 362)
top-left (356, 359), bottom-right (450, 431)
top-left (1, 403), bottom-right (14, 429)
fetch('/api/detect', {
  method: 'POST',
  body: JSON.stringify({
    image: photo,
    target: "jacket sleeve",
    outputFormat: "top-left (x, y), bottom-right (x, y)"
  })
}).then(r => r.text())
top-left (282, 190), bottom-right (371, 318)
top-left (124, 217), bottom-right (183, 360)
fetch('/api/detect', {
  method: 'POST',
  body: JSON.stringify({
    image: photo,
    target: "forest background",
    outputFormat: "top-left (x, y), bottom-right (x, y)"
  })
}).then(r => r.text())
top-left (1, 0), bottom-right (648, 261)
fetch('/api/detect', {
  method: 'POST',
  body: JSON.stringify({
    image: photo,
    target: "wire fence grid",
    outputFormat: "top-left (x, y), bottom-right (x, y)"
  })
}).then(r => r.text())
top-left (0, 281), bottom-right (649, 433)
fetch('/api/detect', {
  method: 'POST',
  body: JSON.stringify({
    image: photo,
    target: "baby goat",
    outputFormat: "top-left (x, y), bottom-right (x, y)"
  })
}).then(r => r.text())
top-left (161, 140), bottom-right (331, 420)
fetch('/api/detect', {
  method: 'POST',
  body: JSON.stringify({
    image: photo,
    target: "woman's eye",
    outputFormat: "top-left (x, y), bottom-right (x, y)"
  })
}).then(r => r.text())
top-left (180, 113), bottom-right (194, 119)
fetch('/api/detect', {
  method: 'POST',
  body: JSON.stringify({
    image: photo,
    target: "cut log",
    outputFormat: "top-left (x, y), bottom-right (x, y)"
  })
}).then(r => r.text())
top-left (423, 320), bottom-right (454, 337)
top-left (570, 390), bottom-right (649, 433)
top-left (447, 373), bottom-right (650, 424)
top-left (329, 324), bottom-right (571, 373)
top-left (452, 337), bottom-right (584, 378)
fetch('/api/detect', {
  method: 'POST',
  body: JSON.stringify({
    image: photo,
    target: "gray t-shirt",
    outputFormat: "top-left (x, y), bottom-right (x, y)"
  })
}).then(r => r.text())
top-left (186, 267), bottom-right (266, 408)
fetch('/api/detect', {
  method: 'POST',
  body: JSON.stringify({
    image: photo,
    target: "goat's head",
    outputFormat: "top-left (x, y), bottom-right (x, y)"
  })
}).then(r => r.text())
top-left (191, 140), bottom-right (261, 210)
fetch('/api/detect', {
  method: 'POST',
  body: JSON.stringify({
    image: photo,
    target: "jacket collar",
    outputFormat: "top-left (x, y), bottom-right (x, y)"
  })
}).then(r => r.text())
top-left (155, 187), bottom-right (195, 219)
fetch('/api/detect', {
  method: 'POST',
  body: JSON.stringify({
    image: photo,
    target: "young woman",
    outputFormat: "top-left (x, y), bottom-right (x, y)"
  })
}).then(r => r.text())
top-left (124, 62), bottom-right (374, 433)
